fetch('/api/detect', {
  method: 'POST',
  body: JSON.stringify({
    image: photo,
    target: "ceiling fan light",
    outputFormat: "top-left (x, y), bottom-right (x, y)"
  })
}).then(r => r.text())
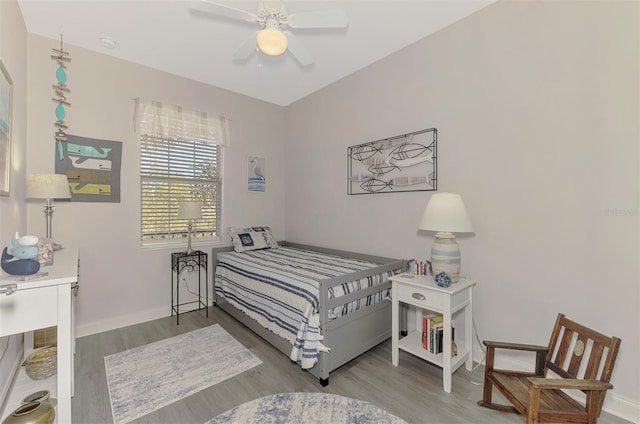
top-left (257, 28), bottom-right (288, 56)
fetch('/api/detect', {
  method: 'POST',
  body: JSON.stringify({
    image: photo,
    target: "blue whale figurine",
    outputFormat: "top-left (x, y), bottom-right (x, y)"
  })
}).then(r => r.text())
top-left (9, 239), bottom-right (39, 259)
top-left (1, 247), bottom-right (40, 275)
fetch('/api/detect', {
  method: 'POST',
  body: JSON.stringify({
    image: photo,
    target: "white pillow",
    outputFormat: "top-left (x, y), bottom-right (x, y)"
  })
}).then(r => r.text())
top-left (229, 226), bottom-right (279, 252)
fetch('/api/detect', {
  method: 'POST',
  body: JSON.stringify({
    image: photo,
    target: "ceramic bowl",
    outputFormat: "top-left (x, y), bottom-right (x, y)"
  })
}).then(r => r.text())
top-left (2, 401), bottom-right (54, 424)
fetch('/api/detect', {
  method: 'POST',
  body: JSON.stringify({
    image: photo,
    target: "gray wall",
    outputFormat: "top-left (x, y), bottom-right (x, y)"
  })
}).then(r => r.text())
top-left (24, 33), bottom-right (287, 335)
top-left (284, 0), bottom-right (638, 417)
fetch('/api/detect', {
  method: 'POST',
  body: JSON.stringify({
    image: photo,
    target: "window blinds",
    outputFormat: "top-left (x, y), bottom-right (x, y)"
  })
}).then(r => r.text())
top-left (140, 136), bottom-right (220, 241)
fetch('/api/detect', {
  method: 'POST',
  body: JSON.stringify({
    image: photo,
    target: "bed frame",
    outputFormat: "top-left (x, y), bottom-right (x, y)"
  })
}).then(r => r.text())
top-left (212, 241), bottom-right (407, 386)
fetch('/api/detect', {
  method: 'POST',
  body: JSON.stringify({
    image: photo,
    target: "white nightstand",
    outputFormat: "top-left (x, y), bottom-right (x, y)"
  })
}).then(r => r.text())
top-left (390, 272), bottom-right (476, 393)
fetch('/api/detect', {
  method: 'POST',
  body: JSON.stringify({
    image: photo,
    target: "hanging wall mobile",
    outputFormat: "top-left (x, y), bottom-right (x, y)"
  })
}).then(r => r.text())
top-left (347, 128), bottom-right (437, 195)
top-left (51, 33), bottom-right (71, 142)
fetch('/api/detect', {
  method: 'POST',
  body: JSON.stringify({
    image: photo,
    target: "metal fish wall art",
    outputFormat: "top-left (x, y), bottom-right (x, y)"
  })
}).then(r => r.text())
top-left (347, 128), bottom-right (437, 195)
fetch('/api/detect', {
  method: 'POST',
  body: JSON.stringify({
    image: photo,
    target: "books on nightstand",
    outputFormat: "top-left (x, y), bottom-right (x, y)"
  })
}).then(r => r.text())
top-left (422, 313), bottom-right (454, 354)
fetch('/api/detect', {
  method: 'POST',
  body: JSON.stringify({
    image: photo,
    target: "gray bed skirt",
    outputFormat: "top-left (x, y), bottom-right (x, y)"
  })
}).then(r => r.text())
top-left (212, 241), bottom-right (407, 386)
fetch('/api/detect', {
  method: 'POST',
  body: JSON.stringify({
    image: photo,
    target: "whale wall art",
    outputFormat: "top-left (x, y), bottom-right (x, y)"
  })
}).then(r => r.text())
top-left (347, 128), bottom-right (437, 195)
top-left (55, 134), bottom-right (122, 202)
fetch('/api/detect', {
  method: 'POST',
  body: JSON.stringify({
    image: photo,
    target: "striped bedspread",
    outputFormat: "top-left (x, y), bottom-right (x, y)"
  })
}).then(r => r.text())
top-left (214, 247), bottom-right (394, 369)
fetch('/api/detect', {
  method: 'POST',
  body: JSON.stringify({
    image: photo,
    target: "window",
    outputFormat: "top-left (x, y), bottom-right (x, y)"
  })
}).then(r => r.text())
top-left (140, 135), bottom-right (221, 244)
top-left (134, 99), bottom-right (228, 246)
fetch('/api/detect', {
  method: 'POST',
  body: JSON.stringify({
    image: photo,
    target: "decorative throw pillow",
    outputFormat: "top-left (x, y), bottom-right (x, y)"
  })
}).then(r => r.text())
top-left (229, 226), bottom-right (279, 252)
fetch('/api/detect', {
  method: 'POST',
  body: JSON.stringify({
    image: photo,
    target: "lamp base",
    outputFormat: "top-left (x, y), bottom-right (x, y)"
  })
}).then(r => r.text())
top-left (43, 202), bottom-right (54, 239)
top-left (430, 232), bottom-right (461, 283)
top-left (184, 222), bottom-right (195, 254)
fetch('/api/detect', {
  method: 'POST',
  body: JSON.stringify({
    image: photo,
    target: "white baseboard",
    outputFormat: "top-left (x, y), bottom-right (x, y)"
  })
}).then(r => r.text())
top-left (472, 348), bottom-right (640, 423)
top-left (76, 306), bottom-right (170, 338)
top-left (604, 393), bottom-right (640, 424)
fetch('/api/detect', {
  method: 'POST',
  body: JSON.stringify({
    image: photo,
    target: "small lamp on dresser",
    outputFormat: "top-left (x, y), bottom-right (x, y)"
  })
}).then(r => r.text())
top-left (177, 201), bottom-right (202, 254)
top-left (26, 173), bottom-right (72, 240)
top-left (418, 192), bottom-right (474, 283)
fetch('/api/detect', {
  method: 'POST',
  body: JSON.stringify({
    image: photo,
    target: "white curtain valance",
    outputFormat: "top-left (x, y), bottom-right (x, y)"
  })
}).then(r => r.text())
top-left (133, 99), bottom-right (230, 146)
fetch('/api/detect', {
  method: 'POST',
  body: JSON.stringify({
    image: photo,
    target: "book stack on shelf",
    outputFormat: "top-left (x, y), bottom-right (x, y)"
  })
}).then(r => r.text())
top-left (422, 313), bottom-right (456, 356)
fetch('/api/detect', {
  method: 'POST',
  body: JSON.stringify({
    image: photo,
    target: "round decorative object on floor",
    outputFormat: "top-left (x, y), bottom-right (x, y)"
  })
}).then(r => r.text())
top-left (1, 401), bottom-right (54, 424)
top-left (207, 392), bottom-right (407, 424)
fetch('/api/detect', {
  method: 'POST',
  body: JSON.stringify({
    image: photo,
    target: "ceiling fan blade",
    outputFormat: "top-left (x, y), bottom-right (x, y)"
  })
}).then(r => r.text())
top-left (284, 31), bottom-right (313, 66)
top-left (233, 31), bottom-right (258, 60)
top-left (286, 9), bottom-right (348, 29)
top-left (194, 0), bottom-right (258, 23)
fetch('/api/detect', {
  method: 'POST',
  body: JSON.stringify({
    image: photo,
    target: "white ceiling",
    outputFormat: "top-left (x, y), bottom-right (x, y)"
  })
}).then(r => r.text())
top-left (17, 0), bottom-right (495, 106)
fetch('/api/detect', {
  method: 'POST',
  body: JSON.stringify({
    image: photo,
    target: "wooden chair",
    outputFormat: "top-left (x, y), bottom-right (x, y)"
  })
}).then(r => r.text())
top-left (477, 313), bottom-right (621, 424)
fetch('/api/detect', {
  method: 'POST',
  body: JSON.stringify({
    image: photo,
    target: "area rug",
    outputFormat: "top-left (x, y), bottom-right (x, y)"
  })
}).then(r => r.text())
top-left (104, 324), bottom-right (262, 424)
top-left (206, 392), bottom-right (407, 424)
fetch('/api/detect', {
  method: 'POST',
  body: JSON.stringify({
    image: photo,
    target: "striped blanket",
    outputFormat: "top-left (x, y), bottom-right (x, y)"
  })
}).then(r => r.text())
top-left (214, 247), bottom-right (393, 369)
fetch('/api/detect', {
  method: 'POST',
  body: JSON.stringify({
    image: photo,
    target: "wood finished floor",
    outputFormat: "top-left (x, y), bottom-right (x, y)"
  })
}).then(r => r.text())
top-left (72, 306), bottom-right (631, 424)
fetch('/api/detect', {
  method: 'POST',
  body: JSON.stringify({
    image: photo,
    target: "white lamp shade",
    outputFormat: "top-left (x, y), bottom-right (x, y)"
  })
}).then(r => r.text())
top-left (257, 28), bottom-right (288, 56)
top-left (419, 192), bottom-right (473, 233)
top-left (26, 174), bottom-right (72, 199)
top-left (177, 201), bottom-right (202, 220)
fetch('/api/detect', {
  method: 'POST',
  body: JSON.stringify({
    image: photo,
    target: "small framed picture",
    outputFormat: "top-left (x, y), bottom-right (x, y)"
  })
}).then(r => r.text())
top-left (247, 156), bottom-right (266, 193)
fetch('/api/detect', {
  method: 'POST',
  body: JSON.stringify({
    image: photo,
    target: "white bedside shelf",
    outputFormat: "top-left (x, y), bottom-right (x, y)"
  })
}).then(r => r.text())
top-left (397, 328), bottom-right (471, 371)
top-left (390, 273), bottom-right (476, 393)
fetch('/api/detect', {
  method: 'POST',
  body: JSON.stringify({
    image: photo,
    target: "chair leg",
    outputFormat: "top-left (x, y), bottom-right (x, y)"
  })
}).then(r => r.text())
top-left (476, 346), bottom-right (520, 414)
top-left (527, 387), bottom-right (540, 424)
top-left (586, 392), bottom-right (601, 424)
top-left (480, 346), bottom-right (495, 405)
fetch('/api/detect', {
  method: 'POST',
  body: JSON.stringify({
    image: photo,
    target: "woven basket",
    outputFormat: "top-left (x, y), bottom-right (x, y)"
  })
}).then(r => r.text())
top-left (22, 346), bottom-right (57, 380)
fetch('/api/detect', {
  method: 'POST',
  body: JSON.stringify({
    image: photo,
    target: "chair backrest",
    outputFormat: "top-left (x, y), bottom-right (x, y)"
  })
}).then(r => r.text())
top-left (545, 313), bottom-right (621, 384)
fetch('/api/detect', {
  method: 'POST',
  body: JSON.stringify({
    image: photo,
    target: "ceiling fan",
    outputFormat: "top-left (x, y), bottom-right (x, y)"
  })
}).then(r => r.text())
top-left (193, 0), bottom-right (348, 66)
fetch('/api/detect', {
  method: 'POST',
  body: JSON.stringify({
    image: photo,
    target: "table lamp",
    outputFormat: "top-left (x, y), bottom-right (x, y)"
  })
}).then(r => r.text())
top-left (26, 173), bottom-right (72, 239)
top-left (418, 192), bottom-right (473, 283)
top-left (177, 201), bottom-right (202, 254)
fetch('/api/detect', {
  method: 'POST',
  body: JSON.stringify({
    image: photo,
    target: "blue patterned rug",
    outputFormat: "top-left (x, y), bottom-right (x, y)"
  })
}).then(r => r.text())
top-left (207, 392), bottom-right (407, 424)
top-left (104, 324), bottom-right (262, 424)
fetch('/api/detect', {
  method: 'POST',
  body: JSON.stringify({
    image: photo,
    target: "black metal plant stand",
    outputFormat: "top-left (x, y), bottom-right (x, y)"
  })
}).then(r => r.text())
top-left (171, 250), bottom-right (208, 324)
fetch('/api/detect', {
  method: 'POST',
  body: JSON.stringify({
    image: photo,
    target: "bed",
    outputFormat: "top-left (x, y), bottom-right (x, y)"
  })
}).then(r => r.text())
top-left (212, 239), bottom-right (407, 386)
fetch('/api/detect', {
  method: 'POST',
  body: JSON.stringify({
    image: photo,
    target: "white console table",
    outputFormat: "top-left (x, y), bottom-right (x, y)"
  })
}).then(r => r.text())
top-left (0, 247), bottom-right (78, 423)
